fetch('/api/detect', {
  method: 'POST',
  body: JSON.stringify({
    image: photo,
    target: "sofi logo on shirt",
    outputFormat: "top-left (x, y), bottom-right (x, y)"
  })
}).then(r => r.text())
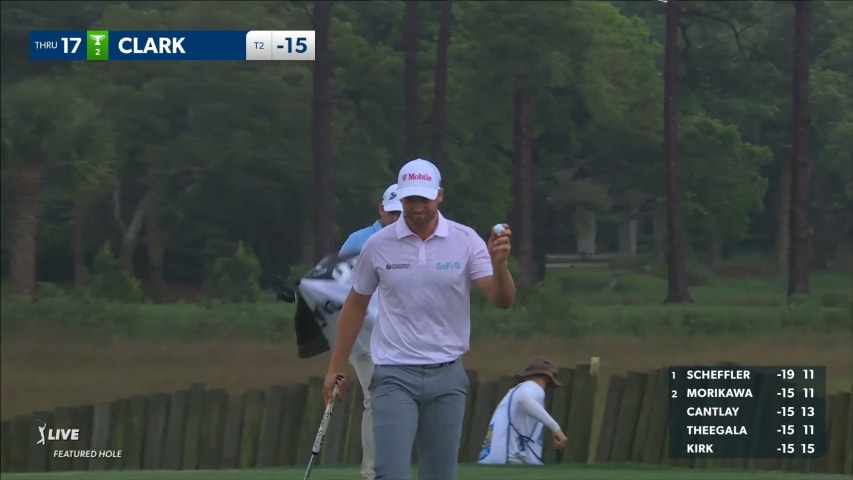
top-left (436, 261), bottom-right (461, 270)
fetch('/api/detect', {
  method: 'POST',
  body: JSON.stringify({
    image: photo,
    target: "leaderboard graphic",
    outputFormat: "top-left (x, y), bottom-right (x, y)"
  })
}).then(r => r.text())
top-left (29, 30), bottom-right (315, 61)
top-left (669, 365), bottom-right (827, 459)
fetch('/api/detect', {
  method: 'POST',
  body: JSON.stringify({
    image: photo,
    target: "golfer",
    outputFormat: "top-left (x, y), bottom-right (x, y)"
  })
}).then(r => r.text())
top-left (477, 356), bottom-right (568, 465)
top-left (323, 158), bottom-right (516, 480)
top-left (340, 183), bottom-right (403, 258)
top-left (334, 183), bottom-right (402, 480)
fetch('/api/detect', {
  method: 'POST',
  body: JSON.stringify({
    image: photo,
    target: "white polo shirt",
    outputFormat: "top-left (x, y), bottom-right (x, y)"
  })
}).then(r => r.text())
top-left (349, 211), bottom-right (493, 365)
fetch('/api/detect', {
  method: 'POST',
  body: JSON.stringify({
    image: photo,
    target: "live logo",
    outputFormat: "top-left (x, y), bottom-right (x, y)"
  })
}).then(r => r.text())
top-left (47, 428), bottom-right (80, 441)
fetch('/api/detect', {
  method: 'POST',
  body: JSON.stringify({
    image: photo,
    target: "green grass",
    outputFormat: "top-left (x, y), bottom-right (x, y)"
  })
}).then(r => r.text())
top-left (0, 465), bottom-right (849, 480)
top-left (545, 268), bottom-right (852, 307)
top-left (3, 262), bottom-right (850, 342)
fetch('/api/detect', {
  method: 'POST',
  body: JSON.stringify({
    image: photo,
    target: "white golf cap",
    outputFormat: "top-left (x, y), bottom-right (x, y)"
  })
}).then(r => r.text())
top-left (381, 183), bottom-right (403, 212)
top-left (396, 158), bottom-right (441, 200)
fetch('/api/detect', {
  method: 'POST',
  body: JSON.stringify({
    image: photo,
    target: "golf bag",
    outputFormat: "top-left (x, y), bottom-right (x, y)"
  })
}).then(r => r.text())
top-left (278, 252), bottom-right (376, 359)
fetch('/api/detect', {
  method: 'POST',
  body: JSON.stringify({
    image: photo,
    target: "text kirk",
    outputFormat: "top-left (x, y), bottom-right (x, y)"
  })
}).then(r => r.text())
top-left (686, 444), bottom-right (714, 454)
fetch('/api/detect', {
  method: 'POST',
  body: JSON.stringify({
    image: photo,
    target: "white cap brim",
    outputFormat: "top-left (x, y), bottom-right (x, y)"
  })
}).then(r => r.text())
top-left (396, 186), bottom-right (439, 201)
top-left (383, 200), bottom-right (403, 212)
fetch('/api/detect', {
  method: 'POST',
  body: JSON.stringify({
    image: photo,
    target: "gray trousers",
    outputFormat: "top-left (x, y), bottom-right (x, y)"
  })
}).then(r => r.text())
top-left (369, 360), bottom-right (469, 480)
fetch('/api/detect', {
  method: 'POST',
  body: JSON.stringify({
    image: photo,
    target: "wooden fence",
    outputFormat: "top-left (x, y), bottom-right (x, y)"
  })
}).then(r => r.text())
top-left (1, 363), bottom-right (850, 474)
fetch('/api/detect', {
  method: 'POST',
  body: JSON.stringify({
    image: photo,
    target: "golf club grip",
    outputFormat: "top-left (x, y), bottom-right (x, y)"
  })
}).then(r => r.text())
top-left (311, 383), bottom-right (340, 454)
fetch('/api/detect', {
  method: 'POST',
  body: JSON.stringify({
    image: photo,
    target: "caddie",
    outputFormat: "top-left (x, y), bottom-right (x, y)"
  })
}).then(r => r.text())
top-left (339, 184), bottom-right (402, 257)
top-left (478, 356), bottom-right (568, 465)
top-left (335, 182), bottom-right (402, 480)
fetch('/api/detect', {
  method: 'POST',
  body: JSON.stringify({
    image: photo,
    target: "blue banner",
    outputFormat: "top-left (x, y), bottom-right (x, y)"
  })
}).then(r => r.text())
top-left (30, 31), bottom-right (89, 60)
top-left (30, 30), bottom-right (250, 61)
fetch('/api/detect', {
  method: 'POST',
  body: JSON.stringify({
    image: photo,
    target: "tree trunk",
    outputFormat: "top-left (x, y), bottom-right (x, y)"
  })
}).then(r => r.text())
top-left (663, 0), bottom-right (693, 304)
top-left (652, 208), bottom-right (667, 263)
top-left (788, 0), bottom-right (812, 297)
top-left (430, 0), bottom-right (452, 166)
top-left (312, 0), bottom-right (334, 263)
top-left (70, 198), bottom-right (88, 289)
top-left (809, 167), bottom-right (840, 269)
top-left (116, 193), bottom-right (153, 275)
top-left (574, 209), bottom-right (597, 255)
top-left (512, 73), bottom-right (535, 289)
top-left (835, 229), bottom-right (853, 271)
top-left (8, 163), bottom-right (44, 301)
top-left (707, 234), bottom-right (723, 272)
top-left (118, 240), bottom-right (135, 272)
top-left (618, 219), bottom-right (638, 255)
top-left (404, 0), bottom-right (420, 159)
top-left (777, 158), bottom-right (791, 278)
top-left (145, 208), bottom-right (166, 301)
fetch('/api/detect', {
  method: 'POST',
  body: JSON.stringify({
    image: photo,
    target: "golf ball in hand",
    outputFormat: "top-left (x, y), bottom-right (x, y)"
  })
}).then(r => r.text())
top-left (493, 224), bottom-right (505, 235)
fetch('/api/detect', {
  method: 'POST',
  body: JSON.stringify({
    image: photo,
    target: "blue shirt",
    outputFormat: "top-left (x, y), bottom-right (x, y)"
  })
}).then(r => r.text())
top-left (339, 220), bottom-right (383, 257)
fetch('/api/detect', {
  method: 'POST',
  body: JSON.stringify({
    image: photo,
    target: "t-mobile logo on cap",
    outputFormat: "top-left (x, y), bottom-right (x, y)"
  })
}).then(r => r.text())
top-left (402, 173), bottom-right (432, 182)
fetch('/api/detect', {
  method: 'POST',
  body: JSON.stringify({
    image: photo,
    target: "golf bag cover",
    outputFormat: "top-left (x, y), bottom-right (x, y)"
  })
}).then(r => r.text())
top-left (294, 252), bottom-right (377, 359)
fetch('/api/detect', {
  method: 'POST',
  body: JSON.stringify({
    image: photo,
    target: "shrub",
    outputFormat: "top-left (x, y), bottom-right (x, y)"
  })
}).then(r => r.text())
top-left (608, 254), bottom-right (656, 271)
top-left (212, 241), bottom-right (263, 303)
top-left (820, 292), bottom-right (845, 308)
top-left (608, 253), bottom-right (711, 286)
top-left (285, 261), bottom-right (316, 285)
top-left (522, 280), bottom-right (586, 335)
top-left (468, 302), bottom-right (853, 340)
top-left (684, 261), bottom-right (713, 286)
top-left (716, 253), bottom-right (777, 278)
top-left (2, 297), bottom-right (850, 341)
top-left (788, 293), bottom-right (810, 306)
top-left (87, 244), bottom-right (143, 303)
top-left (471, 257), bottom-right (526, 311)
top-left (472, 306), bottom-right (535, 338)
top-left (571, 304), bottom-right (852, 336)
top-left (0, 295), bottom-right (295, 341)
top-left (472, 264), bottom-right (586, 339)
top-left (35, 282), bottom-right (67, 300)
top-left (2, 282), bottom-right (850, 341)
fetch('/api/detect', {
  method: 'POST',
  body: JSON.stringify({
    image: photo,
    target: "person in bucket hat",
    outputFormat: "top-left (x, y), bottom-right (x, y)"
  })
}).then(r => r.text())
top-left (477, 356), bottom-right (568, 465)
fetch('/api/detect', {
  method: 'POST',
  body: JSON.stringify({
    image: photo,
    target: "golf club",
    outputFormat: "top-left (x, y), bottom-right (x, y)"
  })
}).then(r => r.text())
top-left (303, 376), bottom-right (343, 480)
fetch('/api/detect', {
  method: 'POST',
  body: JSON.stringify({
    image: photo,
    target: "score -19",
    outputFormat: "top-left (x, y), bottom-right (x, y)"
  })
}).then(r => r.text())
top-left (779, 368), bottom-right (816, 380)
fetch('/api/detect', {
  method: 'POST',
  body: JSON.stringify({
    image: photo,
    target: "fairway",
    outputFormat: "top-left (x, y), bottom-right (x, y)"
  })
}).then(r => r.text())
top-left (0, 465), bottom-right (849, 480)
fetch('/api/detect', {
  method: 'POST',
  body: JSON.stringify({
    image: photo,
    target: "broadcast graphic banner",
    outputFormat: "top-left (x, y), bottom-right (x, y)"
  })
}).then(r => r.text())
top-left (29, 30), bottom-right (315, 61)
top-left (669, 365), bottom-right (827, 459)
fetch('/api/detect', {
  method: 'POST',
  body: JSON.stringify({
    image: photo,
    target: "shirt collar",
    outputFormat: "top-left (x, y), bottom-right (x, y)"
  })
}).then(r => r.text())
top-left (372, 220), bottom-right (383, 232)
top-left (396, 211), bottom-right (449, 239)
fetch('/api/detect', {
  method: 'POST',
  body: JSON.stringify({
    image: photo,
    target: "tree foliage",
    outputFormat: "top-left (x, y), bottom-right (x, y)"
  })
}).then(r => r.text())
top-left (0, 0), bottom-right (850, 299)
